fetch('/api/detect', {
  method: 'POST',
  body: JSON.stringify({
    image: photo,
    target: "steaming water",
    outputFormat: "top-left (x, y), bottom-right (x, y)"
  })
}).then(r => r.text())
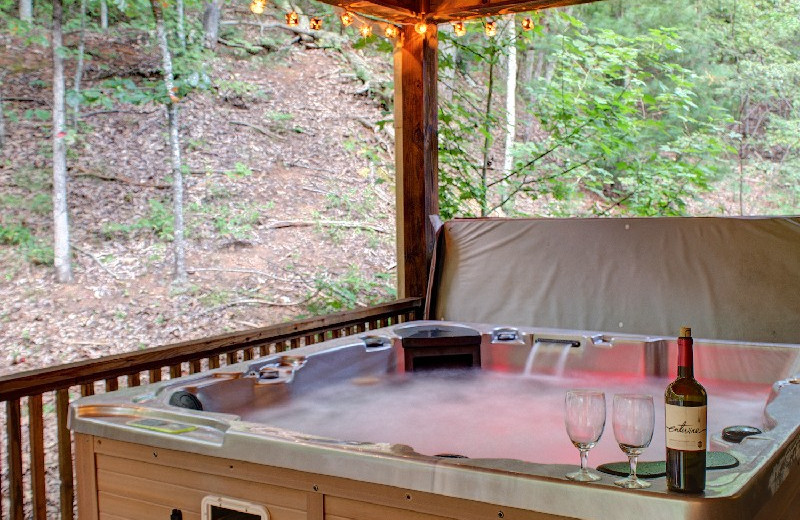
top-left (237, 370), bottom-right (770, 465)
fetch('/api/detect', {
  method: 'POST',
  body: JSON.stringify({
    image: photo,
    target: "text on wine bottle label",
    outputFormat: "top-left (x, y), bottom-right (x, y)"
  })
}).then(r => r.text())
top-left (665, 404), bottom-right (707, 451)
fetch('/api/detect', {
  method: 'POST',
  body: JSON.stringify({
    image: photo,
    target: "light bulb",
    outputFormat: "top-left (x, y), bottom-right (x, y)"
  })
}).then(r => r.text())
top-left (285, 11), bottom-right (299, 27)
top-left (415, 22), bottom-right (428, 35)
top-left (453, 21), bottom-right (466, 37)
top-left (359, 25), bottom-right (372, 38)
top-left (484, 20), bottom-right (496, 37)
top-left (249, 0), bottom-right (264, 15)
top-left (384, 25), bottom-right (399, 39)
top-left (310, 17), bottom-right (322, 30)
top-left (521, 17), bottom-right (533, 31)
top-left (340, 11), bottom-right (354, 26)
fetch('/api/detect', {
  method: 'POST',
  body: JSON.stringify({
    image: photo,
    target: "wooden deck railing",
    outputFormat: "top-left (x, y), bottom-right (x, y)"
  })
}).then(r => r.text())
top-left (0, 297), bottom-right (423, 520)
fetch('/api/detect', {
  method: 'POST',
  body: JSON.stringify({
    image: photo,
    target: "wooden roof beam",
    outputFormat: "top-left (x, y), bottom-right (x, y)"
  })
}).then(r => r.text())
top-left (317, 0), bottom-right (601, 24)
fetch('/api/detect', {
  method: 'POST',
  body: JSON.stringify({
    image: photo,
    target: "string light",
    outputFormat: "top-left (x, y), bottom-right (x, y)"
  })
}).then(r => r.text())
top-left (484, 20), bottom-right (497, 37)
top-left (452, 21), bottom-right (466, 37)
top-left (359, 25), bottom-right (372, 38)
top-left (521, 17), bottom-right (534, 31)
top-left (249, 0), bottom-right (264, 15)
top-left (384, 25), bottom-right (399, 39)
top-left (310, 17), bottom-right (322, 30)
top-left (340, 11), bottom-right (354, 26)
top-left (285, 11), bottom-right (299, 27)
top-left (415, 22), bottom-right (428, 35)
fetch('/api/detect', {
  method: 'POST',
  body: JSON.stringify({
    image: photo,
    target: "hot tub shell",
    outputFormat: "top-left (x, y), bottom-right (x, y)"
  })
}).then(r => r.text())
top-left (71, 321), bottom-right (800, 520)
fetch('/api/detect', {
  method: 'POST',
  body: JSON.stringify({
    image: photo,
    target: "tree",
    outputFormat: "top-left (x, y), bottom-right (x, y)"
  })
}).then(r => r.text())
top-left (100, 0), bottom-right (108, 30)
top-left (150, 0), bottom-right (187, 282)
top-left (52, 0), bottom-right (73, 282)
top-left (501, 15), bottom-right (518, 213)
top-left (19, 0), bottom-right (32, 21)
top-left (0, 71), bottom-right (6, 154)
top-left (202, 0), bottom-right (224, 48)
top-left (438, 11), bottom-right (726, 218)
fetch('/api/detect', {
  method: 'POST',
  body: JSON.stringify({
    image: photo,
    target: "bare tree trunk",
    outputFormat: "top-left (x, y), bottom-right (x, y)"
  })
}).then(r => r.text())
top-left (72, 0), bottom-right (87, 125)
top-left (176, 0), bottom-right (186, 50)
top-left (100, 0), bottom-right (108, 30)
top-left (202, 0), bottom-right (223, 49)
top-left (150, 0), bottom-right (187, 283)
top-left (501, 15), bottom-right (518, 213)
top-left (19, 0), bottom-right (32, 21)
top-left (480, 53), bottom-right (496, 217)
top-left (52, 0), bottom-right (73, 283)
top-left (0, 72), bottom-right (6, 154)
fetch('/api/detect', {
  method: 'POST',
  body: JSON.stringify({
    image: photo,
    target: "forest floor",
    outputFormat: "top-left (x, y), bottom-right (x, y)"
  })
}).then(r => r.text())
top-left (0, 23), bottom-right (397, 378)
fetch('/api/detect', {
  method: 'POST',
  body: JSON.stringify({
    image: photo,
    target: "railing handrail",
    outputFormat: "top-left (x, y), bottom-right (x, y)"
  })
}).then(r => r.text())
top-left (0, 297), bottom-right (423, 402)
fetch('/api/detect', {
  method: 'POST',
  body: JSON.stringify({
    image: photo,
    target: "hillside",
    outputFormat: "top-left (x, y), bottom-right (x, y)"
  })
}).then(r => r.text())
top-left (0, 23), bottom-right (397, 377)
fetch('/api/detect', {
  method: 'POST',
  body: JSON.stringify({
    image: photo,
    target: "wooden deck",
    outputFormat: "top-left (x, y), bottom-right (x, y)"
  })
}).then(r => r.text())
top-left (0, 298), bottom-right (423, 520)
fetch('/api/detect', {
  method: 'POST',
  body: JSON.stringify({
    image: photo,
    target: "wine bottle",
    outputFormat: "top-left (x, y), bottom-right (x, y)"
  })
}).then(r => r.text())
top-left (665, 326), bottom-right (707, 493)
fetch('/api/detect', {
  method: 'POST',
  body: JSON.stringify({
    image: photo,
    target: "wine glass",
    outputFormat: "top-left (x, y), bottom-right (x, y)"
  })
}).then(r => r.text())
top-left (612, 394), bottom-right (655, 489)
top-left (564, 389), bottom-right (606, 482)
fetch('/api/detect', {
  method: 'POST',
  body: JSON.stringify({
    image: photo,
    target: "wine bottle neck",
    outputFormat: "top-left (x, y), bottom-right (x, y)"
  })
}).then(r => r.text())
top-left (677, 336), bottom-right (694, 378)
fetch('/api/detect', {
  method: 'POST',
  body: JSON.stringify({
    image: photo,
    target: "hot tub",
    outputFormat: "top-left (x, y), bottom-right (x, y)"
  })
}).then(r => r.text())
top-left (70, 321), bottom-right (800, 520)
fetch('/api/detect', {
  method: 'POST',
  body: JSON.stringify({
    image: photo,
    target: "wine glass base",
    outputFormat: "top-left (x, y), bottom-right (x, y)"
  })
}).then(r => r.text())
top-left (614, 476), bottom-right (651, 489)
top-left (566, 470), bottom-right (602, 482)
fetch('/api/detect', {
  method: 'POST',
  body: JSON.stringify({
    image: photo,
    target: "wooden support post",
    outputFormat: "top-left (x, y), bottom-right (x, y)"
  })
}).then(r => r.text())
top-left (29, 395), bottom-right (47, 520)
top-left (395, 25), bottom-right (439, 299)
top-left (7, 399), bottom-right (24, 520)
top-left (57, 389), bottom-right (75, 520)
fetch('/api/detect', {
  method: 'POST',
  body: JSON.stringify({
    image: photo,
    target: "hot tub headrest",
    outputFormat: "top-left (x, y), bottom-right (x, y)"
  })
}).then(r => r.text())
top-left (426, 216), bottom-right (800, 344)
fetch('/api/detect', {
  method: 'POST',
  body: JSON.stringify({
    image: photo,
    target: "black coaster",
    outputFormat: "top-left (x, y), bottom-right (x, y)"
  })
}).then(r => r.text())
top-left (597, 452), bottom-right (739, 478)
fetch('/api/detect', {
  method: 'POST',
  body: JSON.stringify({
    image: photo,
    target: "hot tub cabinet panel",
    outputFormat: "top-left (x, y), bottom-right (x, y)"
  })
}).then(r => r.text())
top-left (70, 322), bottom-right (800, 520)
top-left (76, 435), bottom-right (580, 520)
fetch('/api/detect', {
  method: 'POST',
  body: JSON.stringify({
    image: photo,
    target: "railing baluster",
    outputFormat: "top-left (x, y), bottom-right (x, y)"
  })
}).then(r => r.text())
top-left (7, 399), bottom-right (24, 520)
top-left (128, 373), bottom-right (141, 387)
top-left (149, 368), bottom-right (162, 383)
top-left (80, 382), bottom-right (94, 396)
top-left (57, 389), bottom-right (75, 520)
top-left (0, 298), bottom-right (422, 519)
top-left (28, 394), bottom-right (47, 519)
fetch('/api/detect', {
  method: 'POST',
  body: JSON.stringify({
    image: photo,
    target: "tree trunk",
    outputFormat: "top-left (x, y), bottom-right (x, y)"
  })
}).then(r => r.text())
top-left (176, 0), bottom-right (186, 50)
top-left (52, 0), bottom-right (73, 283)
top-left (72, 0), bottom-right (87, 125)
top-left (501, 15), bottom-right (518, 213)
top-left (100, 0), bottom-right (108, 30)
top-left (19, 0), bottom-right (32, 21)
top-left (202, 0), bottom-right (223, 49)
top-left (0, 72), bottom-right (6, 154)
top-left (150, 0), bottom-right (187, 283)
top-left (480, 53), bottom-right (496, 217)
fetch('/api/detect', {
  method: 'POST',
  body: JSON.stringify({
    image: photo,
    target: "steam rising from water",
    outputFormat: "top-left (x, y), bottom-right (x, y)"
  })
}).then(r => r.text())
top-left (237, 370), bottom-right (769, 465)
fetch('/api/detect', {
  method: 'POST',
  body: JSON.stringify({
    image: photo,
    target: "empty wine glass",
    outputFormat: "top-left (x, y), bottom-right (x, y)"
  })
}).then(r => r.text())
top-left (612, 394), bottom-right (655, 489)
top-left (564, 389), bottom-right (606, 482)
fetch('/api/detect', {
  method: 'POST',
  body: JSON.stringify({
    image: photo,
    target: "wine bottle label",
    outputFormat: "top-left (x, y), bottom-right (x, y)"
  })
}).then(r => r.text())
top-left (665, 404), bottom-right (707, 451)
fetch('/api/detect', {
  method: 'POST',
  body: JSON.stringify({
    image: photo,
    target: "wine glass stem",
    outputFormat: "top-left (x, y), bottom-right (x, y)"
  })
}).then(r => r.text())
top-left (580, 448), bottom-right (590, 473)
top-left (628, 454), bottom-right (638, 480)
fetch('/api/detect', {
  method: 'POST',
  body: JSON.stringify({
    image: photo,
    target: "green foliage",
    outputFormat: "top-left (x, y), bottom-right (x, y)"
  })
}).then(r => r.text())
top-left (103, 198), bottom-right (174, 240)
top-left (304, 266), bottom-right (395, 315)
top-left (0, 224), bottom-right (54, 265)
top-left (224, 162), bottom-right (253, 179)
top-left (439, 11), bottom-right (729, 217)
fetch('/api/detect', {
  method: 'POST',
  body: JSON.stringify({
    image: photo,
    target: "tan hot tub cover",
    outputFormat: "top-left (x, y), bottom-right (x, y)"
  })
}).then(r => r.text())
top-left (426, 216), bottom-right (800, 344)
